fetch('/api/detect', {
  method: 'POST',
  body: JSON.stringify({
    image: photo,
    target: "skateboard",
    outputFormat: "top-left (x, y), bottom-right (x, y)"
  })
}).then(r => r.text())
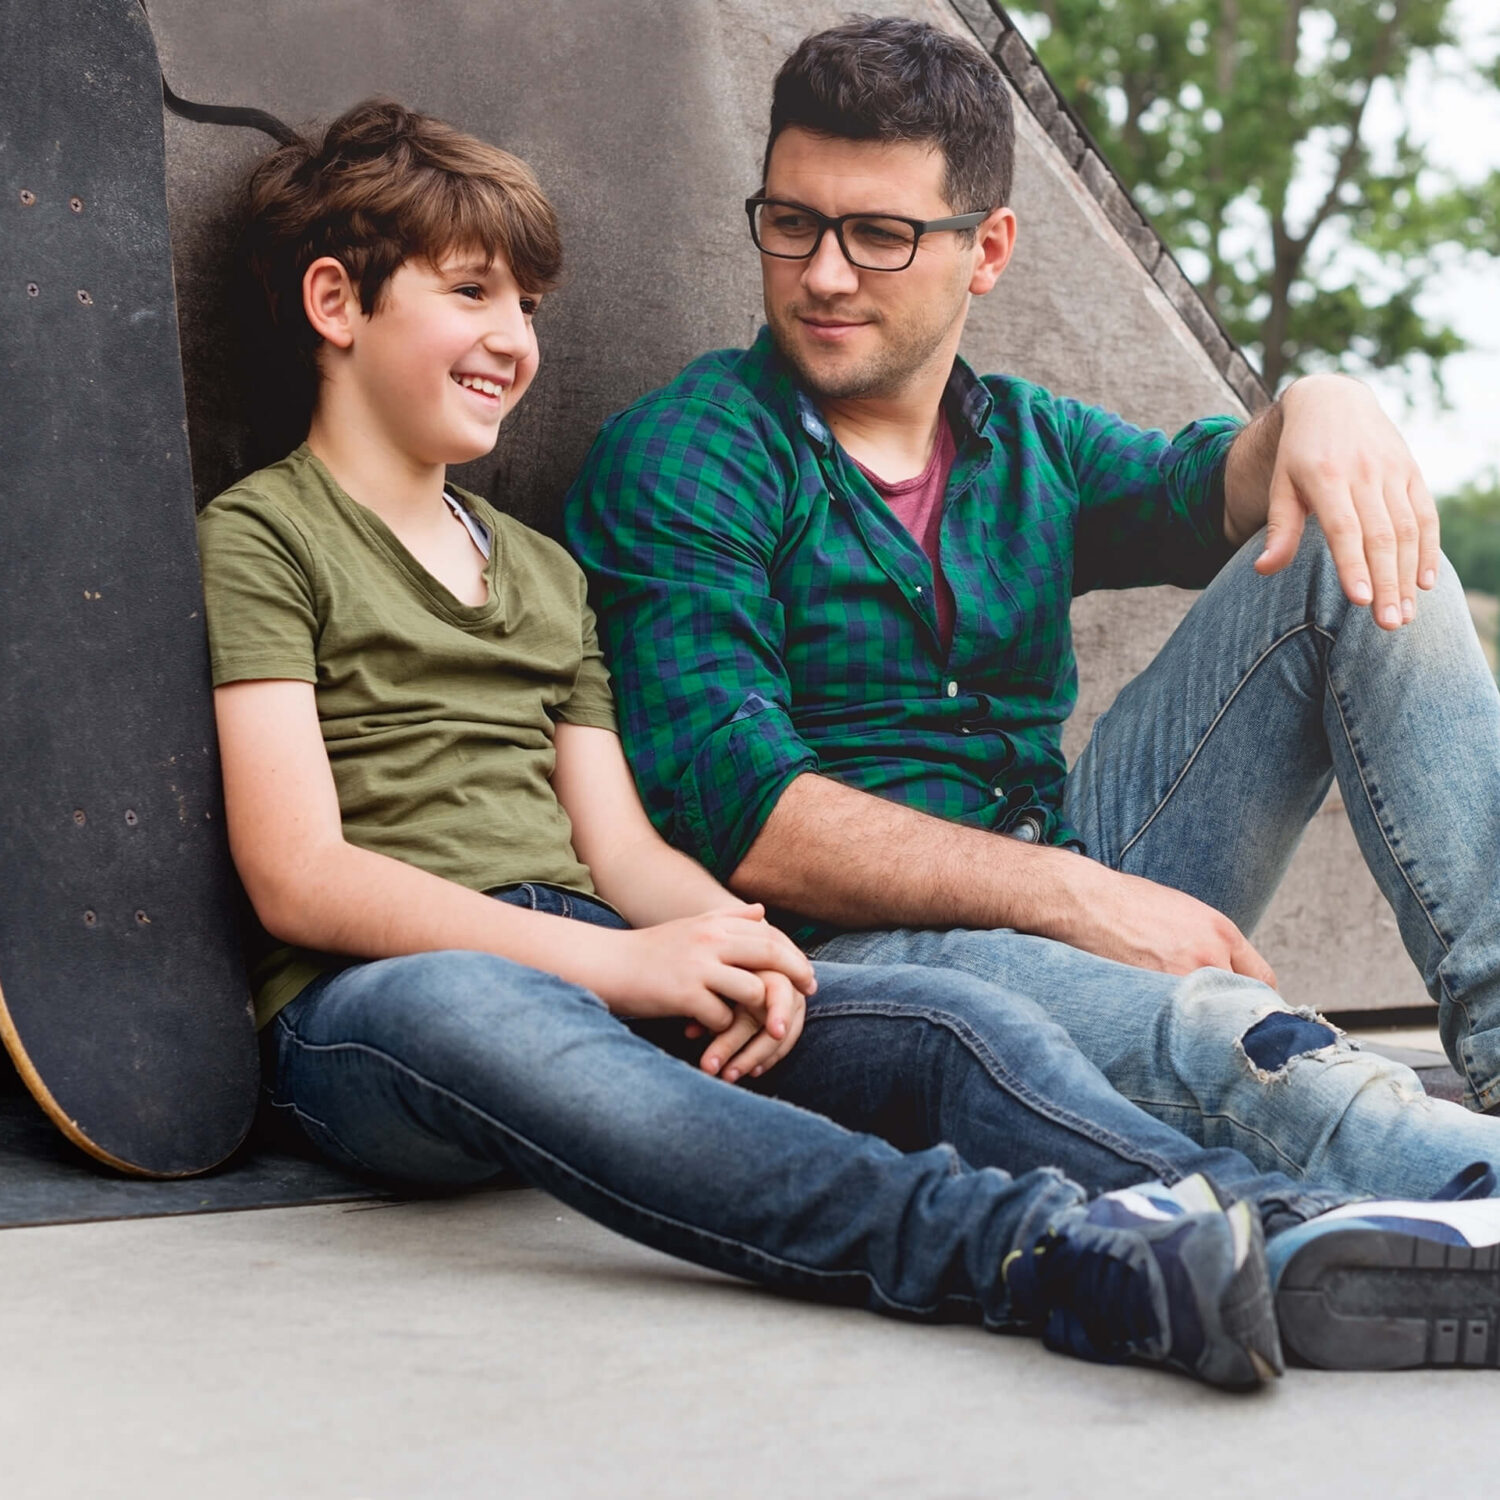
top-left (0, 0), bottom-right (260, 1175)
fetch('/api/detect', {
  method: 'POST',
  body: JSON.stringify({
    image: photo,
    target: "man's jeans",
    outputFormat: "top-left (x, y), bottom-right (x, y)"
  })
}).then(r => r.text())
top-left (264, 884), bottom-right (1344, 1328)
top-left (821, 522), bottom-right (1500, 1194)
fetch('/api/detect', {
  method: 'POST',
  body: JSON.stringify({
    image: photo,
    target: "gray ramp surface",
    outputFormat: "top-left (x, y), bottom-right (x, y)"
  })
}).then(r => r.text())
top-left (145, 0), bottom-right (1442, 1019)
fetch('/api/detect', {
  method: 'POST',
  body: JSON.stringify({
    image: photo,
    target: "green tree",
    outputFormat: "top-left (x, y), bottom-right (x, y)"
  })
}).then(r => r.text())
top-left (1439, 475), bottom-right (1500, 596)
top-left (1437, 476), bottom-right (1500, 668)
top-left (1010, 0), bottom-right (1500, 392)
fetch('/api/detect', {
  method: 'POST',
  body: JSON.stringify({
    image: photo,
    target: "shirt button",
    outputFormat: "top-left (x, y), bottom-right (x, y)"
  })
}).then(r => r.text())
top-left (992, 787), bottom-right (1003, 798)
top-left (915, 585), bottom-right (924, 595)
top-left (946, 681), bottom-right (958, 698)
top-left (959, 725), bottom-right (971, 735)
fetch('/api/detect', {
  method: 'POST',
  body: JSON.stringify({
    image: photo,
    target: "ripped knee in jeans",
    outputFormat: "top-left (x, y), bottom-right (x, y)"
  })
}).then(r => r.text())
top-left (1237, 1008), bottom-right (1340, 1081)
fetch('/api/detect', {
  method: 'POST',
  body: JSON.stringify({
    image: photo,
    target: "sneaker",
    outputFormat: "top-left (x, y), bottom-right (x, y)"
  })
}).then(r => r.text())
top-left (1005, 1174), bottom-right (1283, 1391)
top-left (1270, 1196), bottom-right (1500, 1370)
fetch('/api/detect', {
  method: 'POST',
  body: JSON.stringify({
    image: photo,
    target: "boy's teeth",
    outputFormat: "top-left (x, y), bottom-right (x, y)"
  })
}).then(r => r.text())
top-left (457, 375), bottom-right (501, 396)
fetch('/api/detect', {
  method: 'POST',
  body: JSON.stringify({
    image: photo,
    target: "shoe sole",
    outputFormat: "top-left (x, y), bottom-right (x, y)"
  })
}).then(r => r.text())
top-left (1275, 1228), bottom-right (1500, 1369)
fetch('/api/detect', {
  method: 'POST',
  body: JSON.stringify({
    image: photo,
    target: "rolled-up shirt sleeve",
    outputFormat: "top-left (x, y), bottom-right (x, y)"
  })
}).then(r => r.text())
top-left (1062, 398), bottom-right (1244, 594)
top-left (566, 394), bottom-right (819, 878)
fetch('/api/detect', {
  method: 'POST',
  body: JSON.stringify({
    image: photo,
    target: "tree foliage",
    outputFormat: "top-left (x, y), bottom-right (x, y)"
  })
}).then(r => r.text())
top-left (1010, 0), bottom-right (1500, 393)
top-left (1439, 475), bottom-right (1500, 597)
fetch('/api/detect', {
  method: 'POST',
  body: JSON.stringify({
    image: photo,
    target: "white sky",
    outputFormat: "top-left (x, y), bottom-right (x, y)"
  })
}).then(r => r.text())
top-left (1362, 0), bottom-right (1500, 494)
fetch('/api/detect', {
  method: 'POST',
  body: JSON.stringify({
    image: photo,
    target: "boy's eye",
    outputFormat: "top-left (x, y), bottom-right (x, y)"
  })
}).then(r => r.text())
top-left (520, 296), bottom-right (541, 317)
top-left (455, 284), bottom-right (484, 300)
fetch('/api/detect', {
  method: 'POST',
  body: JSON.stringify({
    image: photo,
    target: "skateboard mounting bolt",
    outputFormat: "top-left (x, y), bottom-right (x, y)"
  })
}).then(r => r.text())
top-left (124, 809), bottom-right (138, 826)
top-left (82, 910), bottom-right (97, 926)
top-left (69, 197), bottom-right (83, 213)
top-left (134, 910), bottom-right (149, 925)
top-left (76, 289), bottom-right (92, 305)
top-left (26, 283), bottom-right (39, 298)
top-left (72, 809), bottom-right (86, 826)
top-left (19, 189), bottom-right (35, 205)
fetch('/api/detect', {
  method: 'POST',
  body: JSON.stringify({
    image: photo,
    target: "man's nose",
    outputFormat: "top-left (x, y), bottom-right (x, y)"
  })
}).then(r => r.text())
top-left (801, 229), bottom-right (859, 299)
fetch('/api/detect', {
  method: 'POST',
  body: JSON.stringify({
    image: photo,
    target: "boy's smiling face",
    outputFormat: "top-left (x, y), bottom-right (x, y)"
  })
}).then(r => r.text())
top-left (327, 248), bottom-right (541, 468)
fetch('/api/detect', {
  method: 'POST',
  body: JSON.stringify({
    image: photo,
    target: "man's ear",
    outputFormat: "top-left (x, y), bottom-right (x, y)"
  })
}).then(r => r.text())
top-left (302, 256), bottom-right (359, 349)
top-left (969, 206), bottom-right (1017, 297)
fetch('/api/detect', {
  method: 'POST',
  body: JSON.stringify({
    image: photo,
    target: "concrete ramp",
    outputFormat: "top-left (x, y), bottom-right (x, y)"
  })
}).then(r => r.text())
top-left (147, 0), bottom-right (1428, 1015)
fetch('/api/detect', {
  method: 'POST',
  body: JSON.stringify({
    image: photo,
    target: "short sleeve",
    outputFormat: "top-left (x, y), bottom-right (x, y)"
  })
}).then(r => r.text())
top-left (196, 491), bottom-right (319, 685)
top-left (556, 597), bottom-right (618, 732)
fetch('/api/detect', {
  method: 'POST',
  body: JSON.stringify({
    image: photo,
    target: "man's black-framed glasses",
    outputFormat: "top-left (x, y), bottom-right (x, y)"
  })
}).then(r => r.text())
top-left (745, 195), bottom-right (988, 272)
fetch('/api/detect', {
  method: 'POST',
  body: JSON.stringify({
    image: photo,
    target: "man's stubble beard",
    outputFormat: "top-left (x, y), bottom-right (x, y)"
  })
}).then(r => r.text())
top-left (767, 286), bottom-right (968, 403)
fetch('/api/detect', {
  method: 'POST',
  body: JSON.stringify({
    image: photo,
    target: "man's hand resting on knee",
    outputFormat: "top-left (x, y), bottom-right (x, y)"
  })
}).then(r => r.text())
top-left (1055, 860), bottom-right (1277, 988)
top-left (1224, 371), bottom-right (1439, 633)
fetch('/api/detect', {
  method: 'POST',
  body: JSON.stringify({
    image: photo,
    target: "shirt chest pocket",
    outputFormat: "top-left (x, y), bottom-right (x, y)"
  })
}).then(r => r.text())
top-left (974, 549), bottom-right (1073, 692)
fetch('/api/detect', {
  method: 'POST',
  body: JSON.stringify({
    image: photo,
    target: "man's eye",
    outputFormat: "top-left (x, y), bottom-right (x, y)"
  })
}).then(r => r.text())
top-left (849, 220), bottom-right (910, 247)
top-left (769, 211), bottom-right (815, 234)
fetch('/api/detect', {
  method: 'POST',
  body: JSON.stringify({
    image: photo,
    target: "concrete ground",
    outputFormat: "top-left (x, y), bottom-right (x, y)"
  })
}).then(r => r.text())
top-left (8, 1187), bottom-right (1499, 1500)
top-left (4, 1023), bottom-right (1492, 1499)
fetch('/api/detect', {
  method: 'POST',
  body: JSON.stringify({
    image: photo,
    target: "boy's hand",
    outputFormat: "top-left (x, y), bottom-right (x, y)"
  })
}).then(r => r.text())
top-left (599, 904), bottom-right (815, 1031)
top-left (698, 969), bottom-right (808, 1083)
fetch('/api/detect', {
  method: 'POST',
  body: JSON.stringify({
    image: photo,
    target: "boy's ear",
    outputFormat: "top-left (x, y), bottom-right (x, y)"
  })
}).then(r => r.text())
top-left (302, 256), bottom-right (359, 349)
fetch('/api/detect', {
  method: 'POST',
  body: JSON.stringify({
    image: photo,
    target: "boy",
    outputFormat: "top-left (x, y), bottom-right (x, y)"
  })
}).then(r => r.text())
top-left (197, 99), bottom-right (1499, 1390)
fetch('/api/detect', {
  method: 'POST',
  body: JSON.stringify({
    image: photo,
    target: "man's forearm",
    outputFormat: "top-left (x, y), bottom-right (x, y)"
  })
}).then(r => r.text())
top-left (727, 772), bottom-right (1279, 981)
top-left (728, 771), bottom-right (1091, 938)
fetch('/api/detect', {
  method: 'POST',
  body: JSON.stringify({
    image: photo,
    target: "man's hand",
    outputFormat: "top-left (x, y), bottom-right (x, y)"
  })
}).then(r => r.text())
top-left (1226, 372), bottom-right (1439, 632)
top-left (1054, 861), bottom-right (1278, 988)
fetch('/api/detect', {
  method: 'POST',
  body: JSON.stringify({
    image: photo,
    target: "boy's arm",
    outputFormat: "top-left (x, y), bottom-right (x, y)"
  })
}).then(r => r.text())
top-left (552, 721), bottom-right (756, 926)
top-left (551, 720), bottom-right (810, 1080)
top-left (215, 679), bottom-right (811, 1037)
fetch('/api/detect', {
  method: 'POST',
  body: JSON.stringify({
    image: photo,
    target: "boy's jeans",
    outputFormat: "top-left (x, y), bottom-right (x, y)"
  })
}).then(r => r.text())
top-left (821, 522), bottom-right (1500, 1189)
top-left (264, 884), bottom-right (1347, 1327)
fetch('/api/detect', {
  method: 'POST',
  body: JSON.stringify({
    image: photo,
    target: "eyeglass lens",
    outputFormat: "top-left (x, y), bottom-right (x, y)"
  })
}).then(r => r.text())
top-left (751, 202), bottom-right (918, 270)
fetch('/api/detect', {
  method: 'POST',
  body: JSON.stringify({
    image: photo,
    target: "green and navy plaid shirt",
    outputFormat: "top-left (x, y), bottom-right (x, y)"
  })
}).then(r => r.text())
top-left (565, 327), bottom-right (1242, 945)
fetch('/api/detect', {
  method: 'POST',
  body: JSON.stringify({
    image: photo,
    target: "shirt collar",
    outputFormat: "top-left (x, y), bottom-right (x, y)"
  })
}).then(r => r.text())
top-left (779, 343), bottom-right (994, 453)
top-left (944, 356), bottom-right (994, 436)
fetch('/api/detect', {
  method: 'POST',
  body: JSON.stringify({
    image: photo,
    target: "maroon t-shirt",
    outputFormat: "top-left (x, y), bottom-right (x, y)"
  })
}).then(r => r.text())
top-left (854, 415), bottom-right (958, 653)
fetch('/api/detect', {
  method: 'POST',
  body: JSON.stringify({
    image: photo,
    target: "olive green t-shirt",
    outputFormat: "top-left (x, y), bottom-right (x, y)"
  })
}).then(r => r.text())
top-left (196, 445), bottom-right (617, 1026)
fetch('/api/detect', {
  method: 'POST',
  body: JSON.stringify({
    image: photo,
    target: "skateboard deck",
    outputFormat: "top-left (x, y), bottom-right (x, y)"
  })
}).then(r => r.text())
top-left (0, 0), bottom-right (259, 1175)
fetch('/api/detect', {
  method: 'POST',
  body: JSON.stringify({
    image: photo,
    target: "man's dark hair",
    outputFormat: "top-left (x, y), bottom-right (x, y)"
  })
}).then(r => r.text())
top-left (763, 16), bottom-right (1014, 214)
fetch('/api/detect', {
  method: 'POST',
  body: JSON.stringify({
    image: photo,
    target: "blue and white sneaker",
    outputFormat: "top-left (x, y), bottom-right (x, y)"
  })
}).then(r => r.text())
top-left (1005, 1174), bottom-right (1283, 1391)
top-left (1270, 1195), bottom-right (1500, 1370)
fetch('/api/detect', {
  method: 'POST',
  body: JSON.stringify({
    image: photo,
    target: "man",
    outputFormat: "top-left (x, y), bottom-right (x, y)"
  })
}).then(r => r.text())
top-left (565, 12), bottom-right (1500, 1212)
